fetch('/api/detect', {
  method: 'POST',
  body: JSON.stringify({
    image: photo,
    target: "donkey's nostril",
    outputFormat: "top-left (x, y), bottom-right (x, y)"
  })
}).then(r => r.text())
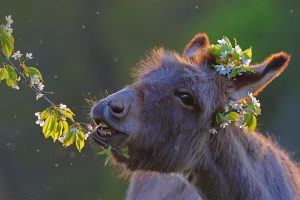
top-left (108, 101), bottom-right (125, 115)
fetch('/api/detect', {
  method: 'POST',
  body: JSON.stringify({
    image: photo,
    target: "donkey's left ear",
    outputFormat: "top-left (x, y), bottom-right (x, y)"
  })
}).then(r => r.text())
top-left (227, 52), bottom-right (291, 100)
top-left (183, 33), bottom-right (210, 58)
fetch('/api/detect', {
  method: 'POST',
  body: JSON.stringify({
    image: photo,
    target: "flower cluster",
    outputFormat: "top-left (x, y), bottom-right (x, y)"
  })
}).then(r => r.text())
top-left (210, 92), bottom-right (261, 134)
top-left (34, 104), bottom-right (89, 152)
top-left (211, 37), bottom-right (253, 78)
top-left (0, 15), bottom-right (13, 34)
top-left (0, 15), bottom-right (92, 152)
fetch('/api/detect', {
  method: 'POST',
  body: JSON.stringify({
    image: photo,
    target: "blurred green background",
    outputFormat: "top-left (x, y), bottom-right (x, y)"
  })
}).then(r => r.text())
top-left (0, 0), bottom-right (299, 199)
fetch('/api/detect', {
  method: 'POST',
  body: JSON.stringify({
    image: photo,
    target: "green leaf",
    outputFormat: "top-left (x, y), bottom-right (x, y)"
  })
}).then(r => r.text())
top-left (63, 132), bottom-right (75, 147)
top-left (243, 114), bottom-right (257, 133)
top-left (48, 116), bottom-right (58, 139)
top-left (62, 120), bottom-right (69, 135)
top-left (211, 45), bottom-right (222, 57)
top-left (52, 121), bottom-right (63, 142)
top-left (5, 65), bottom-right (17, 87)
top-left (27, 67), bottom-right (43, 81)
top-left (216, 112), bottom-right (226, 124)
top-left (76, 129), bottom-right (85, 141)
top-left (0, 67), bottom-right (8, 81)
top-left (0, 28), bottom-right (14, 58)
top-left (248, 114), bottom-right (257, 133)
top-left (228, 112), bottom-right (239, 122)
top-left (104, 156), bottom-right (111, 166)
top-left (223, 36), bottom-right (232, 47)
top-left (75, 137), bottom-right (85, 152)
top-left (231, 51), bottom-right (240, 62)
top-left (254, 107), bottom-right (261, 115)
top-left (40, 108), bottom-right (51, 120)
top-left (244, 48), bottom-right (252, 59)
top-left (97, 146), bottom-right (112, 156)
top-left (42, 115), bottom-right (53, 138)
top-left (61, 109), bottom-right (75, 121)
top-left (122, 146), bottom-right (129, 157)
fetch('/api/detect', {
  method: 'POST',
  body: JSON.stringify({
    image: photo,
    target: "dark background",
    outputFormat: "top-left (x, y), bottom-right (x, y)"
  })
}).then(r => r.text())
top-left (0, 0), bottom-right (299, 199)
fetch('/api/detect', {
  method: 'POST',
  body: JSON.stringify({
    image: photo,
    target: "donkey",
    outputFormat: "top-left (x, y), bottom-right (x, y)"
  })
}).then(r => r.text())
top-left (91, 33), bottom-right (299, 200)
top-left (126, 171), bottom-right (201, 200)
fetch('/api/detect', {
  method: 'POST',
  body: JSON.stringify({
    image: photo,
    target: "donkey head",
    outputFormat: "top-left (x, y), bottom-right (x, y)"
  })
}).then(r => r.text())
top-left (91, 33), bottom-right (290, 173)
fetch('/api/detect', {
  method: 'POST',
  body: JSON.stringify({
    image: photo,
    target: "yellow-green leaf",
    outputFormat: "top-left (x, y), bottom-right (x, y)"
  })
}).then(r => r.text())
top-left (52, 121), bottom-right (63, 142)
top-left (0, 67), bottom-right (8, 81)
top-left (42, 116), bottom-right (53, 138)
top-left (5, 65), bottom-right (17, 87)
top-left (76, 138), bottom-right (84, 152)
top-left (61, 109), bottom-right (74, 121)
top-left (228, 112), bottom-right (239, 122)
top-left (0, 28), bottom-right (14, 58)
top-left (40, 108), bottom-right (51, 120)
top-left (28, 67), bottom-right (43, 81)
top-left (248, 114), bottom-right (257, 133)
top-left (48, 116), bottom-right (58, 139)
top-left (63, 132), bottom-right (75, 147)
top-left (244, 48), bottom-right (252, 59)
top-left (62, 120), bottom-right (69, 135)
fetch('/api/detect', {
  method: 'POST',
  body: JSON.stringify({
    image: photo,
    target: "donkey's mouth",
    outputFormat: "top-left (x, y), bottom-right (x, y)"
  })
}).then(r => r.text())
top-left (91, 121), bottom-right (128, 147)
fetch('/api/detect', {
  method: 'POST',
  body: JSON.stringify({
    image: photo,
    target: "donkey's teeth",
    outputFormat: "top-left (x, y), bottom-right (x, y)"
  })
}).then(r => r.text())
top-left (99, 122), bottom-right (109, 128)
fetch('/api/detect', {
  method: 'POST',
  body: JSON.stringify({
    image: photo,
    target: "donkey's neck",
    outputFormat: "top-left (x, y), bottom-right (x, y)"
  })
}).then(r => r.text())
top-left (185, 125), bottom-right (298, 200)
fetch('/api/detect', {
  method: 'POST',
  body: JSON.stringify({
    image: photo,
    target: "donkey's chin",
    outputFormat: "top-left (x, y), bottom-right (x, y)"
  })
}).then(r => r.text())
top-left (91, 121), bottom-right (128, 148)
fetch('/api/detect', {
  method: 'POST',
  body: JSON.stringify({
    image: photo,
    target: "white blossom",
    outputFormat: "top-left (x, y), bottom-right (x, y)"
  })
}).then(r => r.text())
top-left (217, 38), bottom-right (227, 46)
top-left (12, 84), bottom-right (19, 90)
top-left (31, 75), bottom-right (40, 85)
top-left (12, 51), bottom-right (23, 60)
top-left (229, 100), bottom-right (244, 113)
top-left (59, 103), bottom-right (67, 110)
top-left (218, 66), bottom-right (231, 76)
top-left (84, 132), bottom-right (91, 140)
top-left (35, 112), bottom-right (41, 118)
top-left (4, 26), bottom-right (13, 34)
top-left (87, 124), bottom-right (93, 131)
top-left (220, 51), bottom-right (228, 59)
top-left (58, 136), bottom-right (65, 143)
top-left (37, 82), bottom-right (44, 91)
top-left (36, 93), bottom-right (44, 100)
top-left (241, 55), bottom-right (251, 66)
top-left (209, 128), bottom-right (218, 135)
top-left (2, 15), bottom-right (14, 34)
top-left (36, 119), bottom-right (45, 127)
top-left (248, 92), bottom-right (260, 107)
top-left (26, 52), bottom-right (34, 59)
top-left (234, 45), bottom-right (242, 54)
top-left (220, 122), bottom-right (229, 128)
top-left (5, 15), bottom-right (13, 25)
top-left (215, 65), bottom-right (223, 72)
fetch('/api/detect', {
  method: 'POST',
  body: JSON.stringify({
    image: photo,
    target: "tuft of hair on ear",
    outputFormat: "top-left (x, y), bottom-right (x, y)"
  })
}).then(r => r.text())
top-left (263, 51), bottom-right (290, 75)
top-left (183, 32), bottom-right (210, 58)
top-left (227, 51), bottom-right (290, 100)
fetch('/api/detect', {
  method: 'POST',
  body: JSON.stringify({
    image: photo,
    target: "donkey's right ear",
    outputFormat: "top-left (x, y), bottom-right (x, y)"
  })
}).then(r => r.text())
top-left (183, 33), bottom-right (210, 58)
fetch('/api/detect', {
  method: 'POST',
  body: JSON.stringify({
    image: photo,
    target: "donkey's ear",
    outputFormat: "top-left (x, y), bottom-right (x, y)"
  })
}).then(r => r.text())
top-left (183, 33), bottom-right (210, 58)
top-left (227, 52), bottom-right (290, 100)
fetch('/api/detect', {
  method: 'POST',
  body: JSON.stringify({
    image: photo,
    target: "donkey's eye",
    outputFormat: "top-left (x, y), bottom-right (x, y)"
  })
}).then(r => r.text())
top-left (175, 90), bottom-right (196, 108)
